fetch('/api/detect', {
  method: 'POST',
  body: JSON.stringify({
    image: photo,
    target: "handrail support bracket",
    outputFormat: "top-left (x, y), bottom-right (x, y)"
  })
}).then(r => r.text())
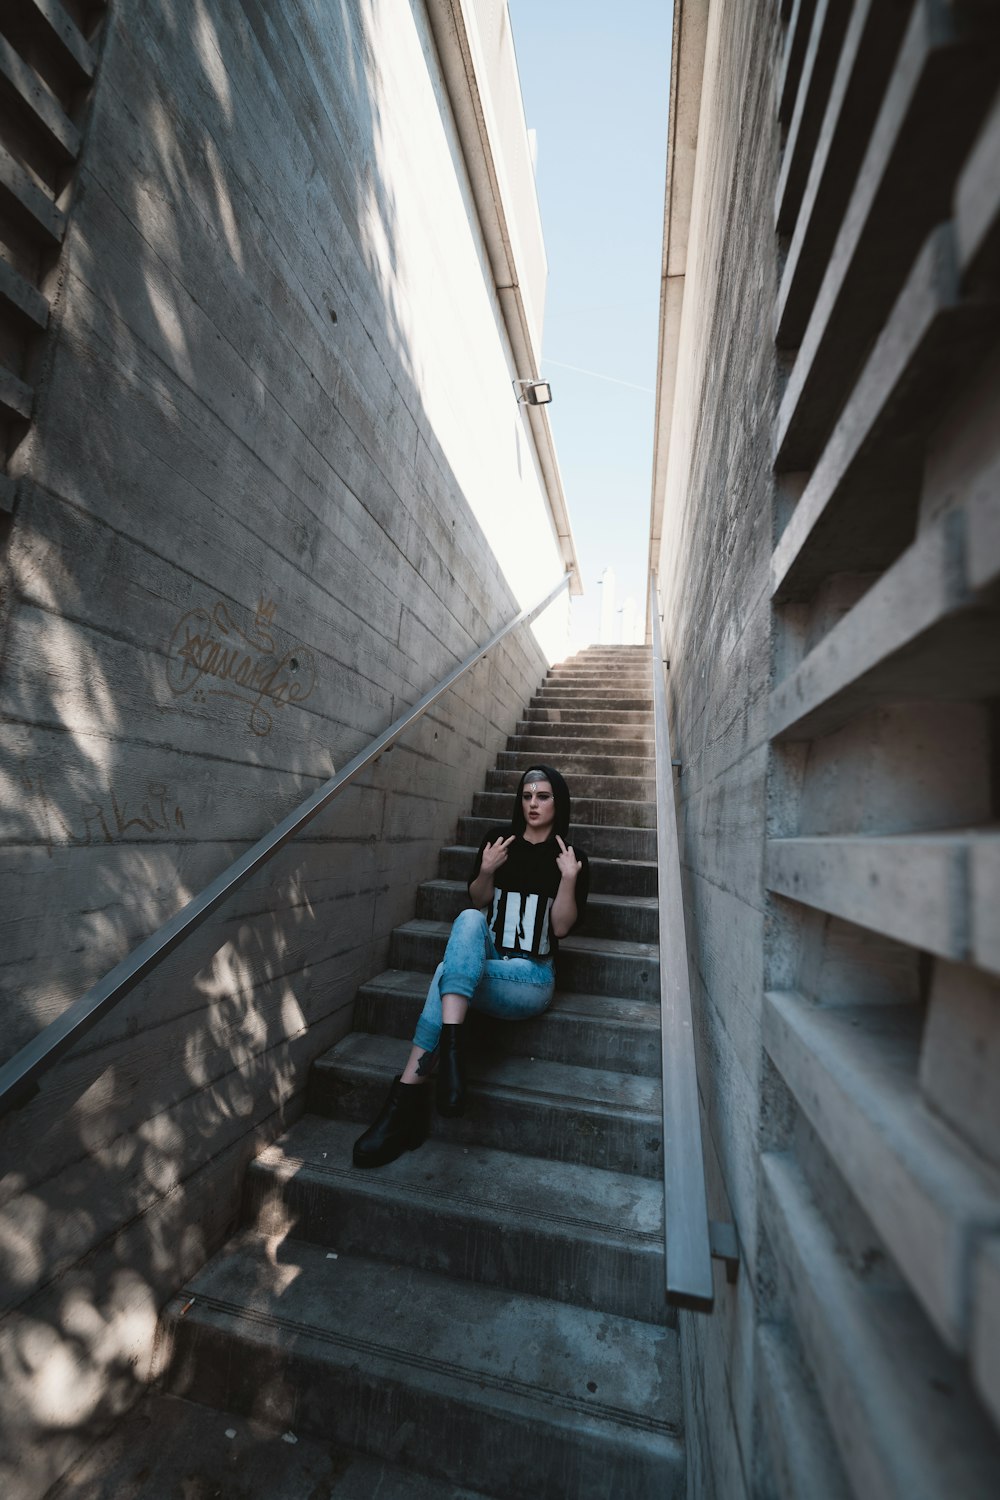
top-left (709, 1219), bottom-right (740, 1284)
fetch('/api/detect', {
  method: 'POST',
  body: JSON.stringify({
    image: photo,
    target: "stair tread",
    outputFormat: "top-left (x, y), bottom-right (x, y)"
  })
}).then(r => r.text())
top-left (359, 966), bottom-right (660, 1022)
top-left (317, 1032), bottom-right (663, 1116)
top-left (173, 1235), bottom-right (681, 1441)
top-left (395, 917), bottom-right (660, 963)
top-left (457, 819), bottom-right (657, 857)
top-left (46, 1391), bottom-right (493, 1500)
top-left (418, 880), bottom-right (657, 912)
top-left (253, 1116), bottom-right (665, 1247)
top-left (442, 843), bottom-right (657, 870)
top-left (473, 792), bottom-right (656, 828)
top-left (440, 840), bottom-right (659, 882)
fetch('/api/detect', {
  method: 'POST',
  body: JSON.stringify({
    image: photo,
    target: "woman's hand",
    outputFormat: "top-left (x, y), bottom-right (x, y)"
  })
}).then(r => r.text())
top-left (551, 836), bottom-right (581, 937)
top-left (480, 835), bottom-right (515, 874)
top-left (469, 835), bottom-right (514, 907)
top-left (555, 835), bottom-right (582, 882)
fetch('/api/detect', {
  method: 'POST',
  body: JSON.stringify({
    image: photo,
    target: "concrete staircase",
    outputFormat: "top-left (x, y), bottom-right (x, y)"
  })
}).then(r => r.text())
top-left (87, 646), bottom-right (681, 1498)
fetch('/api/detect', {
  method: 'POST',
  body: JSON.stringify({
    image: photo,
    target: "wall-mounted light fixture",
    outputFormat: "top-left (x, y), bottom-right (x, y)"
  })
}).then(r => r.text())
top-left (513, 378), bottom-right (553, 406)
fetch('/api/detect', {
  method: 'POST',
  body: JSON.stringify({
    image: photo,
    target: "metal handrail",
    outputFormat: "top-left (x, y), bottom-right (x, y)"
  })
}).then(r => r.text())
top-left (0, 574), bottom-right (572, 1118)
top-left (649, 571), bottom-right (738, 1309)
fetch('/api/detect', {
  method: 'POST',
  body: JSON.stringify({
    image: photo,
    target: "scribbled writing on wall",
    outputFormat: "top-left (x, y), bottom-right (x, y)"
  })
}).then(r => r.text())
top-left (167, 595), bottom-right (316, 736)
top-left (22, 772), bottom-right (186, 857)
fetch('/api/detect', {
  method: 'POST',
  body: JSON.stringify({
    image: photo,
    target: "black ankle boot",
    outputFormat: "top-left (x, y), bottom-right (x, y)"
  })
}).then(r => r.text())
top-left (436, 1023), bottom-right (467, 1117)
top-left (352, 1076), bottom-right (430, 1168)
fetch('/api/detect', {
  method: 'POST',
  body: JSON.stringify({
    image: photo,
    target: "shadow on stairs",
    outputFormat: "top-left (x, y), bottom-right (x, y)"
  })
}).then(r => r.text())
top-left (49, 646), bottom-right (684, 1500)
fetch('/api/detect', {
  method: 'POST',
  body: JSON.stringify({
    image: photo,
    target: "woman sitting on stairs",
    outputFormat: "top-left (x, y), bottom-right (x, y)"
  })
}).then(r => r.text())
top-left (353, 764), bottom-right (589, 1168)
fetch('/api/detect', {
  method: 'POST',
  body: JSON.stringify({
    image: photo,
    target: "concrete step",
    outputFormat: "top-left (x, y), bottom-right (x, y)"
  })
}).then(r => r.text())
top-left (509, 731), bottom-right (654, 760)
top-left (496, 748), bottom-right (656, 779)
top-left (547, 663), bottom-right (651, 676)
top-left (440, 844), bottom-right (658, 897)
top-left (523, 706), bottom-right (652, 726)
top-left (417, 880), bottom-right (659, 943)
top-left (43, 1391), bottom-right (494, 1500)
top-left (531, 691), bottom-right (653, 710)
top-left (243, 1116), bottom-right (668, 1324)
top-left (353, 969), bottom-right (662, 1073)
top-left (543, 679), bottom-right (652, 695)
top-left (458, 815), bottom-right (656, 863)
top-left (561, 649), bottom-right (651, 664)
top-left (513, 718), bottom-right (654, 744)
top-left (557, 670), bottom-right (651, 677)
top-left (165, 1236), bottom-right (683, 1500)
top-left (487, 766), bottom-right (655, 800)
top-left (472, 790), bottom-right (654, 829)
top-left (389, 919), bottom-right (659, 1002)
top-left (309, 1032), bottom-right (664, 1179)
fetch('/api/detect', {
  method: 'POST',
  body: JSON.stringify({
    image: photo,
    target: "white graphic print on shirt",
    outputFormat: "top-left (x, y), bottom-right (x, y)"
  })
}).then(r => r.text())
top-left (489, 888), bottom-right (552, 956)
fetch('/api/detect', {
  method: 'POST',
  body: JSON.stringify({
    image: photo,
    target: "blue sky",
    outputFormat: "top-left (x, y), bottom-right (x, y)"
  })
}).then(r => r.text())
top-left (507, 1), bottom-right (673, 645)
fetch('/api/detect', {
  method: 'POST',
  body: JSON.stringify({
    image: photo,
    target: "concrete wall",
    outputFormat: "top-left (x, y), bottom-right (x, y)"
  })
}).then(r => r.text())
top-left (0, 2), bottom-right (571, 1492)
top-left (652, 2), bottom-right (776, 1492)
top-left (653, 1), bottom-right (1000, 1496)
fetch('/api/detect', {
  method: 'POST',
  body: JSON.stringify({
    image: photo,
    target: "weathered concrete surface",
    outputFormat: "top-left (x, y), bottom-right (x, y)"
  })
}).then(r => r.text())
top-left (0, 3), bottom-right (571, 1494)
top-left (651, 0), bottom-right (1000, 1493)
top-left (165, 1235), bottom-right (683, 1500)
top-left (45, 1389), bottom-right (496, 1500)
top-left (650, 0), bottom-right (775, 1491)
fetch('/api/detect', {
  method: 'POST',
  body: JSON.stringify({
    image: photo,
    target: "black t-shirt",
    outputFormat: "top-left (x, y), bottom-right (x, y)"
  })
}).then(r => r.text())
top-left (467, 826), bottom-right (590, 958)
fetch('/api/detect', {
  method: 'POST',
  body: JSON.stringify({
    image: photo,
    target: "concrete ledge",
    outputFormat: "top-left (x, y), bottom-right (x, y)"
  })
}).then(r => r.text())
top-left (0, 257), bottom-right (49, 330)
top-left (770, 503), bottom-right (1000, 740)
top-left (775, 0), bottom-right (911, 348)
top-left (764, 989), bottom-right (1000, 1350)
top-left (766, 829), bottom-right (1000, 972)
top-left (0, 139), bottom-right (65, 243)
top-left (775, 0), bottom-right (850, 237)
top-left (774, 3), bottom-right (1000, 469)
top-left (777, 0), bottom-right (819, 128)
top-left (19, 0), bottom-right (97, 80)
top-left (773, 222), bottom-right (998, 600)
top-left (761, 1151), bottom-right (1000, 1499)
top-left (956, 90), bottom-right (1000, 290)
top-left (0, 363), bottom-right (33, 421)
top-left (0, 33), bottom-right (81, 161)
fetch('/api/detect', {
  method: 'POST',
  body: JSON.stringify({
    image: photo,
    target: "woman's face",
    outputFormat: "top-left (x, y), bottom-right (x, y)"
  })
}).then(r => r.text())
top-left (521, 778), bottom-right (555, 838)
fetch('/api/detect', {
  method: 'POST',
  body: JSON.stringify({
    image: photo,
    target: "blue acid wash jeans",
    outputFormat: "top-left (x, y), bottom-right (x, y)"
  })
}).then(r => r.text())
top-left (412, 908), bottom-right (555, 1053)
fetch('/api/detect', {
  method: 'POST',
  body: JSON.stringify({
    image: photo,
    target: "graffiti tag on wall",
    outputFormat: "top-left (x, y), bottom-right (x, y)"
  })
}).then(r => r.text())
top-left (167, 595), bottom-right (316, 736)
top-left (21, 770), bottom-right (186, 856)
